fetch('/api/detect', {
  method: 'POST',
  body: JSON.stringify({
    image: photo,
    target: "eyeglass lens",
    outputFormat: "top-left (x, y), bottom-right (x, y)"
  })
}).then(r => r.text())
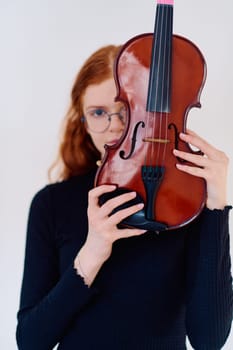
top-left (84, 108), bottom-right (127, 133)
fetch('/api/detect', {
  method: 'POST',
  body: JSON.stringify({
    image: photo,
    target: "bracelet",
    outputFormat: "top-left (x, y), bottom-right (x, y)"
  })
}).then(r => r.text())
top-left (75, 254), bottom-right (90, 286)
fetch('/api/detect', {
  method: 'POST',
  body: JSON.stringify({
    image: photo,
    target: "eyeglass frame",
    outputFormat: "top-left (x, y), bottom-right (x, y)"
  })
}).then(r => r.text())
top-left (81, 109), bottom-right (127, 133)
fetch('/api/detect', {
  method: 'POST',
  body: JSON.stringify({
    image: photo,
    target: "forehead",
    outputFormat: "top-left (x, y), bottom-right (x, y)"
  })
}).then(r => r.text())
top-left (82, 78), bottom-right (118, 109)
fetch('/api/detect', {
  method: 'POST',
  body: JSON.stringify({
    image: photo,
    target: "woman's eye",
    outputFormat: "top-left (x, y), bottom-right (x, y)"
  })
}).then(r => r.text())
top-left (92, 109), bottom-right (106, 117)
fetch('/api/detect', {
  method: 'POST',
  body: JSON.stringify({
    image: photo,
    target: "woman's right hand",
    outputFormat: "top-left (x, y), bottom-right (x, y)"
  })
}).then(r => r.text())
top-left (74, 185), bottom-right (146, 285)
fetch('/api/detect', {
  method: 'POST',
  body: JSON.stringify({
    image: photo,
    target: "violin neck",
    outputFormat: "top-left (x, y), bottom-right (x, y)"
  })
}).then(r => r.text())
top-left (146, 0), bottom-right (174, 113)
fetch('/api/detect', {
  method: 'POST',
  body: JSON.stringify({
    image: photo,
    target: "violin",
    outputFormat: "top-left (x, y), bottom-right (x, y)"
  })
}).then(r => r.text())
top-left (95, 0), bottom-right (207, 231)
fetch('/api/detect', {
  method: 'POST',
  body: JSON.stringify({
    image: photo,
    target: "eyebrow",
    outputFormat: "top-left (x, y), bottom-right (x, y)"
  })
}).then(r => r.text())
top-left (85, 103), bottom-right (125, 113)
top-left (85, 105), bottom-right (106, 111)
top-left (84, 106), bottom-right (107, 115)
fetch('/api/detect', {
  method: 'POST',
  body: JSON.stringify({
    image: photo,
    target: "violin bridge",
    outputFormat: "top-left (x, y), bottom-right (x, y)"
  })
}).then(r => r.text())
top-left (143, 137), bottom-right (170, 144)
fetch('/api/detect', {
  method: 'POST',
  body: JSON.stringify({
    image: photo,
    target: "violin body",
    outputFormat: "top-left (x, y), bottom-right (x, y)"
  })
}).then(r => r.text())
top-left (95, 7), bottom-right (207, 231)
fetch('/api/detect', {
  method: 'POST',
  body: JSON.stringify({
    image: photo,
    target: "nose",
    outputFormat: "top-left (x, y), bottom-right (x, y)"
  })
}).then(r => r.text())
top-left (108, 113), bottom-right (125, 133)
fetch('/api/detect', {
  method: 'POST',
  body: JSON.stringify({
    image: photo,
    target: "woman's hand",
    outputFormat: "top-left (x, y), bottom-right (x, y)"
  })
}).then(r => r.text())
top-left (173, 129), bottom-right (229, 210)
top-left (74, 185), bottom-right (146, 285)
top-left (85, 185), bottom-right (146, 258)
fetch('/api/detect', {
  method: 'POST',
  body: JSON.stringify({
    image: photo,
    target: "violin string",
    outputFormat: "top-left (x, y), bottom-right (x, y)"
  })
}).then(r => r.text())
top-left (145, 2), bottom-right (161, 167)
top-left (155, 4), bottom-right (165, 168)
top-left (153, 4), bottom-right (164, 168)
top-left (159, 4), bottom-right (167, 168)
top-left (162, 5), bottom-right (172, 166)
top-left (156, 4), bottom-right (173, 168)
top-left (146, 4), bottom-right (172, 169)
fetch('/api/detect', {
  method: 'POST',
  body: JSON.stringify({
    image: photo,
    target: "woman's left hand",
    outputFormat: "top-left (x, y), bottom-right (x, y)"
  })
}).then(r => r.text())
top-left (173, 129), bottom-right (229, 210)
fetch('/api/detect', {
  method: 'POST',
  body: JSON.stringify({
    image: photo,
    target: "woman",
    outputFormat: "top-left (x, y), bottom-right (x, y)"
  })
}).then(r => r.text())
top-left (16, 45), bottom-right (232, 349)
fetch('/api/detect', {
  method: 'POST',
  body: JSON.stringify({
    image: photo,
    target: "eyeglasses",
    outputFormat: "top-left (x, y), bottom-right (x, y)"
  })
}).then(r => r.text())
top-left (82, 107), bottom-right (127, 133)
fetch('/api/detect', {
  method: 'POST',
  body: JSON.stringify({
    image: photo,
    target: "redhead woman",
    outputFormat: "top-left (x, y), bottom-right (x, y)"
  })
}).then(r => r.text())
top-left (16, 45), bottom-right (232, 350)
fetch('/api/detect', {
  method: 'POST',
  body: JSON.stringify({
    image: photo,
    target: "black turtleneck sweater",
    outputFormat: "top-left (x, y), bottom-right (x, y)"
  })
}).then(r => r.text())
top-left (16, 170), bottom-right (233, 349)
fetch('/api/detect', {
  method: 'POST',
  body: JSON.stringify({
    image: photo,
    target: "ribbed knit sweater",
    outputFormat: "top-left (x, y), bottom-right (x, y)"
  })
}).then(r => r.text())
top-left (16, 170), bottom-right (233, 349)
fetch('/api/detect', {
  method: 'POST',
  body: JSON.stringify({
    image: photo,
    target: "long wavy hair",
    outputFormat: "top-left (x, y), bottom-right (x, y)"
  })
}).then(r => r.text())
top-left (49, 45), bottom-right (121, 182)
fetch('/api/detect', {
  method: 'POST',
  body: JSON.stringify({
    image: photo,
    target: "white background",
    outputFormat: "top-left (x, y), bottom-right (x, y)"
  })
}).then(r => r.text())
top-left (0, 0), bottom-right (232, 349)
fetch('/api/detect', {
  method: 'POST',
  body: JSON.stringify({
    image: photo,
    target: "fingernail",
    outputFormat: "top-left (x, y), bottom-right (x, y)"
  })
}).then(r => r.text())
top-left (176, 163), bottom-right (182, 168)
top-left (137, 203), bottom-right (144, 208)
top-left (130, 191), bottom-right (136, 197)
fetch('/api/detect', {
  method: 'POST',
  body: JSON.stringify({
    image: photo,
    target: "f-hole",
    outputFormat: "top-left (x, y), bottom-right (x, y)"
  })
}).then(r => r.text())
top-left (119, 121), bottom-right (145, 160)
top-left (168, 123), bottom-right (186, 163)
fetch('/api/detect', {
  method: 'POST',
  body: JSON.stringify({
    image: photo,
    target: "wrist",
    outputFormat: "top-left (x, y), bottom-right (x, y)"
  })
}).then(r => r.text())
top-left (206, 198), bottom-right (227, 210)
top-left (84, 235), bottom-right (112, 262)
top-left (74, 254), bottom-right (91, 286)
top-left (74, 243), bottom-right (110, 286)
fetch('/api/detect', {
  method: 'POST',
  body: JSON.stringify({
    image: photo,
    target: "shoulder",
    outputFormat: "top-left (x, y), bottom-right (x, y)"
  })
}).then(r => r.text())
top-left (30, 169), bottom-right (97, 213)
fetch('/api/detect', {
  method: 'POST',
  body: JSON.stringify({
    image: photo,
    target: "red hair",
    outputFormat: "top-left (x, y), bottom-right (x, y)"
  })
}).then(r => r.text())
top-left (49, 45), bottom-right (121, 181)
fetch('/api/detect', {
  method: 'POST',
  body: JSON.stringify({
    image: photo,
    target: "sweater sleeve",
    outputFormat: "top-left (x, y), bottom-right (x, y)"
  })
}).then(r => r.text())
top-left (16, 187), bottom-right (98, 350)
top-left (185, 206), bottom-right (233, 350)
